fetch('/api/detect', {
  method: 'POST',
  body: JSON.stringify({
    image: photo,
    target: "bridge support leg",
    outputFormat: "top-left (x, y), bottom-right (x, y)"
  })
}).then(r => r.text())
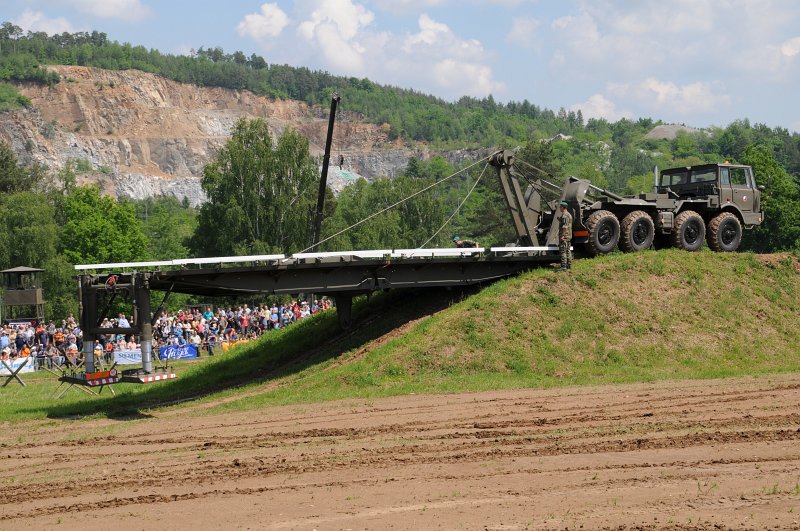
top-left (334, 294), bottom-right (353, 330)
top-left (80, 276), bottom-right (96, 373)
top-left (135, 275), bottom-right (153, 373)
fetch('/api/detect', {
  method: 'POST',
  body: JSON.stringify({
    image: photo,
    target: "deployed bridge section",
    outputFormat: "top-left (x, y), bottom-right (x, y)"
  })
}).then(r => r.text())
top-left (76, 247), bottom-right (561, 297)
top-left (75, 246), bottom-right (561, 342)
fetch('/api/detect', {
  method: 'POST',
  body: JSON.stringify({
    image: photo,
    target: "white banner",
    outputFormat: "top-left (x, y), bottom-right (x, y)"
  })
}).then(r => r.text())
top-left (113, 348), bottom-right (143, 365)
top-left (0, 357), bottom-right (35, 375)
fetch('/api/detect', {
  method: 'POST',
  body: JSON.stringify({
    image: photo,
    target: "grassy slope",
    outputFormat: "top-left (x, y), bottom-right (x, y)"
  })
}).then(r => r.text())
top-left (219, 249), bottom-right (800, 412)
top-left (3, 250), bottom-right (799, 422)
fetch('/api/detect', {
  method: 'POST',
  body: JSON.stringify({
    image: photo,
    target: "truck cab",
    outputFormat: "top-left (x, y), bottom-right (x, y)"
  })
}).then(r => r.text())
top-left (657, 163), bottom-right (763, 226)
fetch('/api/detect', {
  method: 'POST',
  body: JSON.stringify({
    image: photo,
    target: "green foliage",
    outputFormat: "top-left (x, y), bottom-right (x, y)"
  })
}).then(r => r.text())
top-left (134, 196), bottom-right (197, 260)
top-left (624, 173), bottom-right (655, 195)
top-left (191, 118), bottom-right (318, 256)
top-left (67, 157), bottom-right (93, 173)
top-left (41, 253), bottom-right (79, 321)
top-left (459, 138), bottom-right (567, 248)
top-left (517, 137), bottom-right (564, 178)
top-left (60, 186), bottom-right (149, 264)
top-left (672, 131), bottom-right (698, 158)
top-left (322, 173), bottom-right (452, 250)
top-left (0, 191), bottom-right (59, 267)
top-left (0, 141), bottom-right (47, 193)
top-left (741, 145), bottom-right (800, 252)
top-left (460, 175), bottom-right (516, 247)
top-left (0, 81), bottom-right (30, 111)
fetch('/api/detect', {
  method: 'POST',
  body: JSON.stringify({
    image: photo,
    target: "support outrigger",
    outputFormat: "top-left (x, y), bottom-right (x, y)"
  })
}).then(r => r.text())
top-left (59, 272), bottom-right (176, 392)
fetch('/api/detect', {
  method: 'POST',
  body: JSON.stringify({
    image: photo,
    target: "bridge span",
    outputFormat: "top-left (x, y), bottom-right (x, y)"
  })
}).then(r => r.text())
top-left (73, 246), bottom-right (560, 375)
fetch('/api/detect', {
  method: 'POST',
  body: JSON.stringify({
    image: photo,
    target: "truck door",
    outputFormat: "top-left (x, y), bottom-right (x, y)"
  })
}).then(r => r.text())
top-left (719, 167), bottom-right (733, 205)
top-left (729, 167), bottom-right (753, 212)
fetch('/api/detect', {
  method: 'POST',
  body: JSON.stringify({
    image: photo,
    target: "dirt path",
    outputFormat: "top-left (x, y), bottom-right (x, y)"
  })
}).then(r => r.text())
top-left (2, 374), bottom-right (800, 530)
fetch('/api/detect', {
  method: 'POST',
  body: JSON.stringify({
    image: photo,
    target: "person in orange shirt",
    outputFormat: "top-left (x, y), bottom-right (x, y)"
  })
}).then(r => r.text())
top-left (18, 344), bottom-right (31, 358)
top-left (53, 328), bottom-right (65, 351)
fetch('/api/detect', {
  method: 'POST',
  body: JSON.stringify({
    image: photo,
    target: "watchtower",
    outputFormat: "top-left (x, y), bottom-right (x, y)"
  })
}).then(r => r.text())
top-left (0, 266), bottom-right (45, 324)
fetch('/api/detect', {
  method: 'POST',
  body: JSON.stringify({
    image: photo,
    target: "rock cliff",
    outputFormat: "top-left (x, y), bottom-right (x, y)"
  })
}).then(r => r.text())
top-left (0, 66), bottom-right (479, 205)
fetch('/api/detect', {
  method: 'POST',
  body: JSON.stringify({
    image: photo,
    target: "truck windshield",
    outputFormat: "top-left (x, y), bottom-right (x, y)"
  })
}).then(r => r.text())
top-left (660, 171), bottom-right (687, 186)
top-left (689, 169), bottom-right (716, 183)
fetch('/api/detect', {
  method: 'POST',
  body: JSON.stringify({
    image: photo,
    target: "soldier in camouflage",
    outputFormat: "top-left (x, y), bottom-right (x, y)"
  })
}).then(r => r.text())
top-left (452, 235), bottom-right (479, 248)
top-left (558, 201), bottom-right (572, 271)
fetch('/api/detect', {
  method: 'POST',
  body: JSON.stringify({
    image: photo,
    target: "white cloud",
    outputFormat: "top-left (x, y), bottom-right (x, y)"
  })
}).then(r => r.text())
top-left (433, 59), bottom-right (506, 97)
top-left (636, 78), bottom-right (731, 114)
top-left (67, 0), bottom-right (152, 20)
top-left (13, 10), bottom-right (76, 34)
top-left (507, 17), bottom-right (540, 49)
top-left (570, 94), bottom-right (632, 121)
top-left (781, 36), bottom-right (800, 57)
top-left (295, 0), bottom-right (374, 72)
top-left (237, 3), bottom-right (289, 41)
top-left (550, 1), bottom-right (799, 81)
top-left (397, 14), bottom-right (502, 96)
top-left (403, 14), bottom-right (484, 59)
top-left (370, 0), bottom-right (448, 13)
top-left (298, 0), bottom-right (374, 42)
top-left (609, 0), bottom-right (715, 34)
top-left (255, 2), bottom-right (502, 100)
top-left (403, 14), bottom-right (449, 49)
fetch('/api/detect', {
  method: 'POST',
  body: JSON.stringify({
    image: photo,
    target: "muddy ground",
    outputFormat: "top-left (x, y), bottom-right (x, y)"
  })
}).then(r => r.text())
top-left (2, 374), bottom-right (800, 530)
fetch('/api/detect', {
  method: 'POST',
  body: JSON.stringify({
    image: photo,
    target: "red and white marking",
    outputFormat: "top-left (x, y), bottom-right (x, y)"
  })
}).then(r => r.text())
top-left (138, 373), bottom-right (177, 383)
top-left (86, 376), bottom-right (122, 386)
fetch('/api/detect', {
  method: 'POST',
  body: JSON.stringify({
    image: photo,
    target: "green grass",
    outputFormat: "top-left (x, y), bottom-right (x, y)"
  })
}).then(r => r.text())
top-left (2, 250), bottom-right (799, 423)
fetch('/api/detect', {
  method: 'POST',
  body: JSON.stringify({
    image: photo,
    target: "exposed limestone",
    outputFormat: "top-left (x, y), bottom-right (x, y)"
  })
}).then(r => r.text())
top-left (0, 66), bottom-right (477, 205)
top-left (644, 124), bottom-right (703, 140)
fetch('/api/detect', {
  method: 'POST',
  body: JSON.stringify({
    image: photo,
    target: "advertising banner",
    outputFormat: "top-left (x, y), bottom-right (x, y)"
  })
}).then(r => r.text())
top-left (159, 344), bottom-right (198, 360)
top-left (113, 348), bottom-right (143, 365)
top-left (0, 356), bottom-right (35, 375)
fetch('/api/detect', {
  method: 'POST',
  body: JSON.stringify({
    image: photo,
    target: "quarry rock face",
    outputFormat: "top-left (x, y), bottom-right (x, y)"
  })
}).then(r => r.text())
top-left (0, 66), bottom-right (468, 205)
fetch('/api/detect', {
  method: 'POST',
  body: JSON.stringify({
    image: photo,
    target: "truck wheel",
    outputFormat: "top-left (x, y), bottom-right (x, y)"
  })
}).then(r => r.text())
top-left (585, 210), bottom-right (620, 256)
top-left (620, 210), bottom-right (655, 252)
top-left (707, 212), bottom-right (742, 252)
top-left (671, 211), bottom-right (705, 251)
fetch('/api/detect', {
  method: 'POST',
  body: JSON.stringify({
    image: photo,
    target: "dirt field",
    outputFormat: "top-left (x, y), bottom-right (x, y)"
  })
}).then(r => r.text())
top-left (2, 374), bottom-right (800, 530)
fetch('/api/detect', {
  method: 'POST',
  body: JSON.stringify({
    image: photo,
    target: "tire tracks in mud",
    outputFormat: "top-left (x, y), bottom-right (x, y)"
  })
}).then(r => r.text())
top-left (8, 378), bottom-right (800, 450)
top-left (3, 375), bottom-right (800, 528)
top-left (4, 409), bottom-right (800, 518)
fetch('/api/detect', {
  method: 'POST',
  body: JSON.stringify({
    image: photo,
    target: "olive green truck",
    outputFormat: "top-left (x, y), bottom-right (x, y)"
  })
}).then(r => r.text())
top-left (489, 150), bottom-right (764, 255)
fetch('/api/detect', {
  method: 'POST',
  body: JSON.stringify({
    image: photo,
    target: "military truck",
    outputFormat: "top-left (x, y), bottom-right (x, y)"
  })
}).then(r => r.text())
top-left (489, 151), bottom-right (764, 255)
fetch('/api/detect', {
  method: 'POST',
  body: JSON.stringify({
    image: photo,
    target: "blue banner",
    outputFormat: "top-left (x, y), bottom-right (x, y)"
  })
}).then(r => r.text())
top-left (159, 344), bottom-right (198, 360)
top-left (0, 357), bottom-right (34, 375)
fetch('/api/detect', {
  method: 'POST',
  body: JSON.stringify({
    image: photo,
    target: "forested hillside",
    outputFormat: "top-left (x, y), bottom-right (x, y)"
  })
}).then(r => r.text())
top-left (0, 22), bottom-right (799, 323)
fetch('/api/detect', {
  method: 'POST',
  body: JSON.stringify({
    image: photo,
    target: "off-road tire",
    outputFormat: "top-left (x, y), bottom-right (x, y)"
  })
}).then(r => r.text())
top-left (707, 212), bottom-right (742, 252)
top-left (671, 210), bottom-right (705, 251)
top-left (585, 210), bottom-right (620, 256)
top-left (619, 210), bottom-right (655, 252)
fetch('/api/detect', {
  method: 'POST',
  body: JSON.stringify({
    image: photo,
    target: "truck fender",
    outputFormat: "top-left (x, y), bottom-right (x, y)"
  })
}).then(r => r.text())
top-left (718, 204), bottom-right (745, 224)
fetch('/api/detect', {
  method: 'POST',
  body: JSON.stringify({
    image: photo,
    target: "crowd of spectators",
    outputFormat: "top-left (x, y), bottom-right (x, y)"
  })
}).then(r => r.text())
top-left (0, 314), bottom-right (82, 368)
top-left (150, 297), bottom-right (333, 351)
top-left (0, 297), bottom-right (333, 370)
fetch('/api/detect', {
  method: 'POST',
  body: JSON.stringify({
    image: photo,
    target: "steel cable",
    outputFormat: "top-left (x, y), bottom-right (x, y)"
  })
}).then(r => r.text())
top-left (296, 156), bottom-right (488, 254)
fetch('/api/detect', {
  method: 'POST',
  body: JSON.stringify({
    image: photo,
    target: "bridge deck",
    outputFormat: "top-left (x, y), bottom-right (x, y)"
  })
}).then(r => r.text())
top-left (75, 247), bottom-right (562, 296)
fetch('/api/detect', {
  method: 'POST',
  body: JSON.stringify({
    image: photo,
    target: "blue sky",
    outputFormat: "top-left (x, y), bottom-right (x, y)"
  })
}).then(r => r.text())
top-left (5, 0), bottom-right (800, 132)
